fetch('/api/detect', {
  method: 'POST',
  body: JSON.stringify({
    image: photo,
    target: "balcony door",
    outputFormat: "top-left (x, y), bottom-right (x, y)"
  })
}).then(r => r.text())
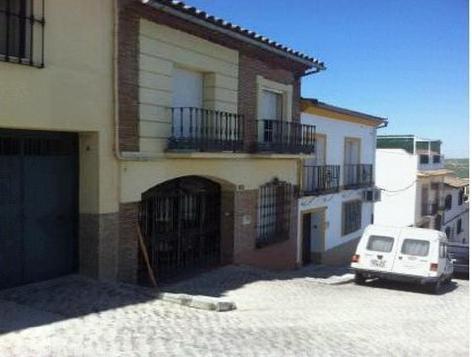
top-left (261, 89), bottom-right (283, 144)
top-left (344, 138), bottom-right (361, 186)
top-left (172, 67), bottom-right (203, 139)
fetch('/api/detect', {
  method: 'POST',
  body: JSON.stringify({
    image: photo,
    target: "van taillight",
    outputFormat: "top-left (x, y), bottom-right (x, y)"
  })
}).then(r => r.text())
top-left (352, 254), bottom-right (360, 263)
top-left (430, 263), bottom-right (438, 271)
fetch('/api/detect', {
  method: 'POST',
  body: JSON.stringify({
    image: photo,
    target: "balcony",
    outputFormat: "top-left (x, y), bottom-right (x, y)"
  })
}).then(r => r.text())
top-left (421, 202), bottom-right (439, 216)
top-left (343, 164), bottom-right (374, 189)
top-left (302, 165), bottom-right (340, 196)
top-left (168, 107), bottom-right (244, 152)
top-left (256, 119), bottom-right (316, 154)
top-left (418, 153), bottom-right (444, 170)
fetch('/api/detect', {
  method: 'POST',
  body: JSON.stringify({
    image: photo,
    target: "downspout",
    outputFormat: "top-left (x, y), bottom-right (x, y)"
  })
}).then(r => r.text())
top-left (113, 0), bottom-right (125, 160)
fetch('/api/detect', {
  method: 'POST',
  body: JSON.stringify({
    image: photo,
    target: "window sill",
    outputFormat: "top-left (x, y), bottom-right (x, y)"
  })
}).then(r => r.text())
top-left (0, 54), bottom-right (43, 68)
top-left (255, 234), bottom-right (290, 249)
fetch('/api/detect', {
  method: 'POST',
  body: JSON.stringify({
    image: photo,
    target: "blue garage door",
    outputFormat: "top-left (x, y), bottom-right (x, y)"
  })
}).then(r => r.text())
top-left (0, 130), bottom-right (78, 289)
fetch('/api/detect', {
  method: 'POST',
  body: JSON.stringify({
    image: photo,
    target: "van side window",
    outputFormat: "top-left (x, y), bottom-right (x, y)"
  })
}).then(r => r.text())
top-left (366, 235), bottom-right (394, 253)
top-left (439, 243), bottom-right (447, 258)
top-left (401, 239), bottom-right (429, 257)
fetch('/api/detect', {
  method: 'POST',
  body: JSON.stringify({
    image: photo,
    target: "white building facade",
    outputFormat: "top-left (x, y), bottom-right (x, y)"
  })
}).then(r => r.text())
top-left (442, 176), bottom-right (469, 244)
top-left (374, 135), bottom-right (468, 243)
top-left (297, 99), bottom-right (386, 266)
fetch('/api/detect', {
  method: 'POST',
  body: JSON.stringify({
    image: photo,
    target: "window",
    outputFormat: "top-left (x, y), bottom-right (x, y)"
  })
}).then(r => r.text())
top-left (457, 219), bottom-right (462, 234)
top-left (342, 200), bottom-right (362, 235)
top-left (0, 0), bottom-right (44, 67)
top-left (419, 155), bottom-right (429, 164)
top-left (445, 194), bottom-right (452, 210)
top-left (445, 226), bottom-right (451, 239)
top-left (433, 155), bottom-right (441, 164)
top-left (439, 243), bottom-right (447, 258)
top-left (366, 235), bottom-right (394, 253)
top-left (261, 90), bottom-right (283, 143)
top-left (401, 239), bottom-right (429, 257)
top-left (256, 179), bottom-right (293, 247)
top-left (315, 134), bottom-right (326, 165)
top-left (458, 189), bottom-right (464, 206)
top-left (344, 138), bottom-right (360, 165)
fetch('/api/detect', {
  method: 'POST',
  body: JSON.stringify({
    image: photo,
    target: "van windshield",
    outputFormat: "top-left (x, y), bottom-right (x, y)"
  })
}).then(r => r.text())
top-left (366, 235), bottom-right (394, 253)
top-left (401, 239), bottom-right (429, 257)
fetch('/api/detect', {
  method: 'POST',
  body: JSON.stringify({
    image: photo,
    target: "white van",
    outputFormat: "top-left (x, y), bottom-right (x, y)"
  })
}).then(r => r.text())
top-left (350, 225), bottom-right (454, 293)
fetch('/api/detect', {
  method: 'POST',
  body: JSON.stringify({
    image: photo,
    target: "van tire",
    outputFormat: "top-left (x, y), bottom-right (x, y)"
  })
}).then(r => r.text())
top-left (354, 273), bottom-right (366, 285)
top-left (428, 281), bottom-right (442, 294)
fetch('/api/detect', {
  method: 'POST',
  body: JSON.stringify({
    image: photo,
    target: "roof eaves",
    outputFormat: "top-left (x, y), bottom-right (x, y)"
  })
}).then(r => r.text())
top-left (301, 97), bottom-right (388, 124)
top-left (141, 0), bottom-right (325, 70)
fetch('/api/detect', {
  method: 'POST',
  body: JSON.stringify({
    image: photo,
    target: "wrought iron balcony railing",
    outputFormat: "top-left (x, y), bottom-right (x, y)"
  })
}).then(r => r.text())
top-left (256, 119), bottom-right (316, 154)
top-left (422, 202), bottom-right (439, 216)
top-left (168, 107), bottom-right (244, 152)
top-left (343, 164), bottom-right (374, 189)
top-left (302, 165), bottom-right (340, 196)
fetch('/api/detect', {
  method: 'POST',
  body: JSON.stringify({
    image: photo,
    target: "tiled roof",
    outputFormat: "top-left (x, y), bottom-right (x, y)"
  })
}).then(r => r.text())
top-left (301, 97), bottom-right (388, 123)
top-left (142, 0), bottom-right (325, 69)
top-left (444, 175), bottom-right (469, 188)
top-left (417, 169), bottom-right (454, 177)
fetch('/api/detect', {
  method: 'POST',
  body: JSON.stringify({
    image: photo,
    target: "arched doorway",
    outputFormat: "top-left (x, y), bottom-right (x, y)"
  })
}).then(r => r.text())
top-left (140, 176), bottom-right (221, 281)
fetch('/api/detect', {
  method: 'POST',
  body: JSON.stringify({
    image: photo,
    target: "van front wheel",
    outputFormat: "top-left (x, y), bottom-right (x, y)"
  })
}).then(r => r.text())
top-left (354, 272), bottom-right (366, 285)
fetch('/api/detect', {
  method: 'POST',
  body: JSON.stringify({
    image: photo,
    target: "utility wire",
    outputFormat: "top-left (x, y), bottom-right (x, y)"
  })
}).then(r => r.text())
top-left (378, 180), bottom-right (418, 194)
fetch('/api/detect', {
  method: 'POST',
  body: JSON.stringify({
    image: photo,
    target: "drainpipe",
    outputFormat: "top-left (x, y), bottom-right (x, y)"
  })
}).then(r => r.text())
top-left (112, 0), bottom-right (125, 161)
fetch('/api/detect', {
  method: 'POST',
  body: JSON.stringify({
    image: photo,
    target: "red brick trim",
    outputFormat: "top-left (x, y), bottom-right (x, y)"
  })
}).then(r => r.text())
top-left (117, 1), bottom-right (307, 153)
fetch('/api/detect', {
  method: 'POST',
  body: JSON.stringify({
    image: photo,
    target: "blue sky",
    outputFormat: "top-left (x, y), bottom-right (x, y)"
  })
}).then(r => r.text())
top-left (188, 0), bottom-right (469, 158)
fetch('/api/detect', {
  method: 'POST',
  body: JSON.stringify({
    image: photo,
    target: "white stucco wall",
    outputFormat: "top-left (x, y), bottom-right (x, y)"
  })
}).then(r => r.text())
top-left (298, 191), bottom-right (373, 263)
top-left (374, 149), bottom-right (417, 226)
top-left (301, 113), bottom-right (376, 168)
top-left (442, 185), bottom-right (469, 243)
top-left (297, 112), bottom-right (377, 264)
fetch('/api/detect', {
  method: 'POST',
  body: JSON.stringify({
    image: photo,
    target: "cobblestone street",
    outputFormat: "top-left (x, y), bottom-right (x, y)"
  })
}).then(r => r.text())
top-left (0, 266), bottom-right (468, 356)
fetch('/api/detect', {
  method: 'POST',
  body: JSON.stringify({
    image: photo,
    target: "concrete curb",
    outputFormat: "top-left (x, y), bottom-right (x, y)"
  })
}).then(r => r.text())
top-left (157, 292), bottom-right (237, 312)
top-left (308, 273), bottom-right (355, 286)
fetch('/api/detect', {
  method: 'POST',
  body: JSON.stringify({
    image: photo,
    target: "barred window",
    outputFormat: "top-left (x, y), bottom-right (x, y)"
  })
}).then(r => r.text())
top-left (445, 194), bottom-right (452, 210)
top-left (0, 0), bottom-right (45, 67)
top-left (342, 200), bottom-right (362, 235)
top-left (457, 219), bottom-right (462, 234)
top-left (256, 179), bottom-right (293, 248)
top-left (419, 155), bottom-right (429, 164)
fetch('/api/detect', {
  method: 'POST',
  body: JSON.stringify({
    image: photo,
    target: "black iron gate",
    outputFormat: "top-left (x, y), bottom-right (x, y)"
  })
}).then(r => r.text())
top-left (0, 130), bottom-right (78, 289)
top-left (140, 176), bottom-right (221, 281)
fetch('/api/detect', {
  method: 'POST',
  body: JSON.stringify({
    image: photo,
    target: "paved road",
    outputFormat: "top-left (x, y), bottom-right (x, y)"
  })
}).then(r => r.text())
top-left (0, 266), bottom-right (468, 356)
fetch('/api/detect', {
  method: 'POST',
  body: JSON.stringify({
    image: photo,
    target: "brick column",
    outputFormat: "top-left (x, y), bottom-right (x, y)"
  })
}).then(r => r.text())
top-left (118, 202), bottom-right (139, 283)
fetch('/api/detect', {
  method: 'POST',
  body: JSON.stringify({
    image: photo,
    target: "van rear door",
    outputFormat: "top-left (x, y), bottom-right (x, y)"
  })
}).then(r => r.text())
top-left (362, 227), bottom-right (400, 272)
top-left (392, 229), bottom-right (433, 276)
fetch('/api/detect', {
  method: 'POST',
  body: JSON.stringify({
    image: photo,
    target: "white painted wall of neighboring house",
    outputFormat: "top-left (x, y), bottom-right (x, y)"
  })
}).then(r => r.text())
top-left (297, 112), bottom-right (377, 265)
top-left (442, 185), bottom-right (469, 243)
top-left (299, 192), bottom-right (373, 251)
top-left (301, 113), bottom-right (376, 169)
top-left (374, 149), bottom-right (417, 226)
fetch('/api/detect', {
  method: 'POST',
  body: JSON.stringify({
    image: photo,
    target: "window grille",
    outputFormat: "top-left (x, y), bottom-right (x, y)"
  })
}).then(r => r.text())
top-left (256, 179), bottom-right (293, 247)
top-left (0, 0), bottom-right (45, 67)
top-left (445, 194), bottom-right (452, 210)
top-left (457, 219), bottom-right (462, 234)
top-left (419, 155), bottom-right (429, 164)
top-left (458, 189), bottom-right (464, 206)
top-left (342, 200), bottom-right (362, 235)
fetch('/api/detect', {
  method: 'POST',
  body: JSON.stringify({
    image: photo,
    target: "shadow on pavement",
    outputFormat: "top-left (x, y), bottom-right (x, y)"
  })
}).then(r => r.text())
top-left (0, 264), bottom-right (348, 334)
top-left (161, 264), bottom-right (349, 297)
top-left (0, 275), bottom-right (158, 335)
top-left (357, 278), bottom-right (459, 295)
